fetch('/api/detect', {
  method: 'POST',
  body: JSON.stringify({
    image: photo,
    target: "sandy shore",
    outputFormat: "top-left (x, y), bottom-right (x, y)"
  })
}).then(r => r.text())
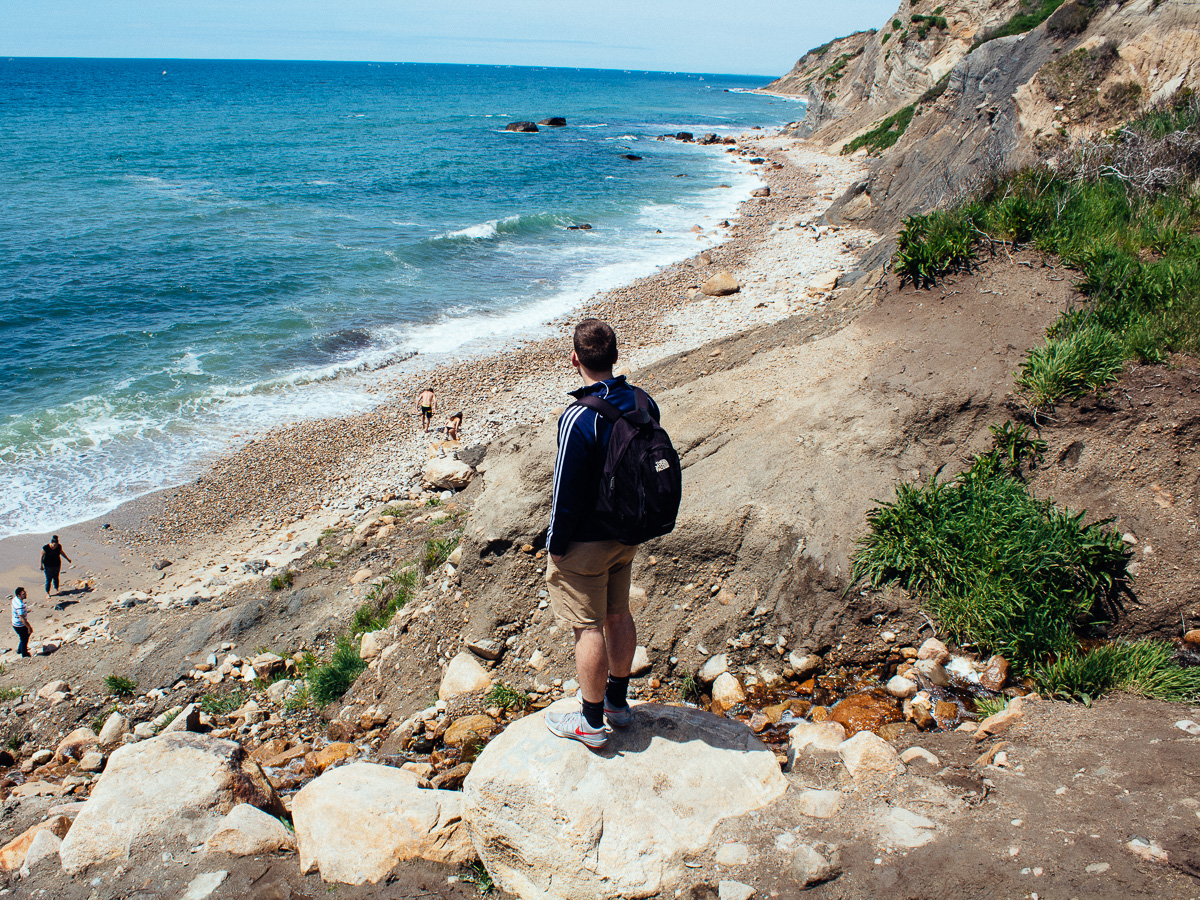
top-left (0, 133), bottom-right (874, 638)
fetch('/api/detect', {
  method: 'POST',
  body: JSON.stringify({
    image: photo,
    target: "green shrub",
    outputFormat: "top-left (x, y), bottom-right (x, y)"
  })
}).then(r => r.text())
top-left (892, 17), bottom-right (903, 29)
top-left (270, 570), bottom-right (294, 591)
top-left (485, 682), bottom-right (531, 712)
top-left (308, 635), bottom-right (367, 705)
top-left (919, 73), bottom-right (952, 105)
top-left (0, 686), bottom-right (23, 702)
top-left (1036, 639), bottom-right (1200, 702)
top-left (1046, 0), bottom-right (1095, 36)
top-left (973, 0), bottom-right (1069, 49)
top-left (461, 861), bottom-right (496, 895)
top-left (973, 695), bottom-right (1009, 718)
top-left (989, 421), bottom-right (1047, 471)
top-left (893, 210), bottom-right (977, 287)
top-left (351, 565), bottom-right (419, 636)
top-left (881, 32), bottom-right (891, 45)
top-left (105, 675), bottom-right (137, 698)
top-left (198, 690), bottom-right (246, 715)
top-left (852, 451), bottom-right (1130, 672)
top-left (422, 535), bottom-right (459, 574)
top-left (1017, 324), bottom-right (1127, 407)
top-left (842, 104), bottom-right (917, 156)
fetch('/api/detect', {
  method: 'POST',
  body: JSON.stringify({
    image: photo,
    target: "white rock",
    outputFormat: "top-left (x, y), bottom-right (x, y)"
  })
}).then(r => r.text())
top-left (790, 842), bottom-right (841, 888)
top-left (18, 828), bottom-right (61, 877)
top-left (293, 762), bottom-right (473, 884)
top-left (98, 713), bottom-right (130, 747)
top-left (701, 270), bottom-right (740, 296)
top-left (788, 721), bottom-right (847, 756)
top-left (265, 679), bottom-right (295, 704)
top-left (719, 880), bottom-right (755, 900)
top-left (462, 700), bottom-right (787, 900)
top-left (875, 807), bottom-right (936, 848)
top-left (899, 746), bottom-right (939, 767)
top-left (795, 789), bottom-right (844, 819)
top-left (438, 653), bottom-right (492, 701)
top-left (837, 732), bottom-right (905, 780)
top-left (886, 675), bottom-right (917, 699)
top-left (423, 457), bottom-right (474, 491)
top-left (698, 654), bottom-right (729, 685)
top-left (360, 630), bottom-right (384, 661)
top-left (917, 638), bottom-right (950, 664)
top-left (204, 804), bottom-right (296, 856)
top-left (914, 658), bottom-right (950, 687)
top-left (711, 672), bottom-right (746, 713)
top-left (788, 652), bottom-right (820, 679)
top-left (715, 841), bottom-right (750, 866)
top-left (180, 870), bottom-right (228, 900)
top-left (1175, 720), bottom-right (1200, 736)
top-left (58, 733), bottom-right (283, 874)
top-left (37, 680), bottom-right (70, 700)
top-left (805, 270), bottom-right (841, 296)
top-left (630, 646), bottom-right (652, 677)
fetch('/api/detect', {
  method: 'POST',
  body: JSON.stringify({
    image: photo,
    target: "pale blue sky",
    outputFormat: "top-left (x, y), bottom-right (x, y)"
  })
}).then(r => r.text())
top-left (2, 1), bottom-right (898, 77)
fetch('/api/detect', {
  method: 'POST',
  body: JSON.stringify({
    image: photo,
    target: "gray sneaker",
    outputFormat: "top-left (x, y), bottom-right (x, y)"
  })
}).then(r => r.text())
top-left (545, 708), bottom-right (609, 748)
top-left (574, 690), bottom-right (633, 728)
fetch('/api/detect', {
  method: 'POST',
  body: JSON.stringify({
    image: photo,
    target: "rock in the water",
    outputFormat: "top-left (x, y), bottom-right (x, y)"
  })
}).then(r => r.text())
top-left (462, 700), bottom-right (787, 900)
top-left (980, 655), bottom-right (1010, 691)
top-left (788, 721), bottom-right (847, 757)
top-left (886, 675), bottom-right (917, 699)
top-left (98, 712), bottom-right (130, 747)
top-left (837, 732), bottom-right (905, 780)
top-left (423, 457), bottom-right (474, 491)
top-left (505, 121), bottom-right (539, 133)
top-left (630, 645), bottom-right (653, 677)
top-left (913, 659), bottom-right (950, 688)
top-left (698, 654), bottom-right (729, 685)
top-left (788, 652), bottom-right (821, 679)
top-left (750, 186), bottom-right (771, 198)
top-left (701, 271), bottom-right (740, 297)
top-left (795, 789), bottom-right (844, 819)
top-left (204, 804), bottom-right (296, 856)
top-left (59, 733), bottom-right (284, 874)
top-left (828, 693), bottom-right (902, 737)
top-left (55, 726), bottom-right (100, 762)
top-left (711, 672), bottom-right (746, 714)
top-left (439, 653), bottom-right (492, 701)
top-left (294, 762), bottom-right (473, 884)
top-left (539, 117), bottom-right (567, 127)
top-left (917, 638), bottom-right (951, 664)
top-left (789, 842), bottom-right (841, 888)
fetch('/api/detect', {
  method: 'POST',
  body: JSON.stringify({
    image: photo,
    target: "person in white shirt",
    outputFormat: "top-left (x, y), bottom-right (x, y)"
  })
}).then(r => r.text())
top-left (11, 587), bottom-right (31, 658)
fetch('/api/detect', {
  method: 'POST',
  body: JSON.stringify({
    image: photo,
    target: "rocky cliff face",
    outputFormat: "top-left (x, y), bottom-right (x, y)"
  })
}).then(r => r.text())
top-left (771, 0), bottom-right (1200, 246)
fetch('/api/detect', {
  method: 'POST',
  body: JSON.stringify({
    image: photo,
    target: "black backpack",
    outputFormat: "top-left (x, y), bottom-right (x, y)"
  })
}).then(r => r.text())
top-left (575, 388), bottom-right (682, 545)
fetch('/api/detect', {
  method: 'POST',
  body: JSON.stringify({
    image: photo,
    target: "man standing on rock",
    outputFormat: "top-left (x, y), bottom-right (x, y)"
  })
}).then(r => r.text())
top-left (544, 319), bottom-right (680, 749)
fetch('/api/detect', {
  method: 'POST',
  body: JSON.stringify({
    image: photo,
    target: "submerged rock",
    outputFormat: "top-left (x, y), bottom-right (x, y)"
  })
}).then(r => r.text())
top-left (505, 121), bottom-right (539, 133)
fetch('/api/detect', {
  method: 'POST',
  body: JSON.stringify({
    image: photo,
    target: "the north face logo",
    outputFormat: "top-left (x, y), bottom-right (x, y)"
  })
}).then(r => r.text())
top-left (655, 459), bottom-right (669, 472)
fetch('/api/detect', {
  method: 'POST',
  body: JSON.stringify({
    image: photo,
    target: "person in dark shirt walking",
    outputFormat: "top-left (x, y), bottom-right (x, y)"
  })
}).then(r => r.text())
top-left (40, 535), bottom-right (71, 610)
top-left (543, 319), bottom-right (664, 749)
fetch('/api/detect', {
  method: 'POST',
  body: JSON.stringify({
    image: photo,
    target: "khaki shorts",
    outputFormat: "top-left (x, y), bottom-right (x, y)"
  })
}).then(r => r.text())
top-left (546, 540), bottom-right (638, 629)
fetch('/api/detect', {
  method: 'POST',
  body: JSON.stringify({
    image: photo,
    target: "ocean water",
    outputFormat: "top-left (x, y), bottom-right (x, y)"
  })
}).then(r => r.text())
top-left (0, 58), bottom-right (801, 539)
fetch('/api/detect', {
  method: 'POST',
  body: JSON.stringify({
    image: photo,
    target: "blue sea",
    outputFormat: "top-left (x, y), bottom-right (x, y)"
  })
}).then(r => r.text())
top-left (0, 58), bottom-right (801, 539)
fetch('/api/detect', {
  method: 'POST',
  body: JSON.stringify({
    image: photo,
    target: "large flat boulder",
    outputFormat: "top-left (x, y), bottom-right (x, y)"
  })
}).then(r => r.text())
top-left (58, 733), bottom-right (284, 874)
top-left (462, 701), bottom-right (787, 900)
top-left (293, 762), bottom-right (474, 884)
top-left (423, 457), bottom-right (474, 491)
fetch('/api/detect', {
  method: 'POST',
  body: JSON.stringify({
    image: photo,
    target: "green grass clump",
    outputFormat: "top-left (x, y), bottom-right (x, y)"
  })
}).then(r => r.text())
top-left (422, 535), bottom-right (460, 573)
top-left (989, 421), bottom-right (1046, 472)
top-left (842, 104), bottom-right (916, 156)
top-left (270, 570), bottom-right (294, 591)
top-left (679, 674), bottom-right (702, 704)
top-left (973, 0), bottom-right (1068, 49)
top-left (0, 686), bottom-right (23, 702)
top-left (973, 696), bottom-right (1009, 718)
top-left (485, 682), bottom-right (530, 712)
top-left (1036, 639), bottom-right (1200, 702)
top-left (308, 635), bottom-right (367, 705)
top-left (1017, 323), bottom-right (1127, 407)
top-left (105, 675), bottom-right (137, 698)
top-left (351, 566), bottom-right (419, 636)
top-left (198, 689), bottom-right (246, 715)
top-left (893, 209), bottom-right (976, 287)
top-left (461, 861), bottom-right (496, 895)
top-left (910, 13), bottom-right (948, 38)
top-left (852, 450), bottom-right (1130, 671)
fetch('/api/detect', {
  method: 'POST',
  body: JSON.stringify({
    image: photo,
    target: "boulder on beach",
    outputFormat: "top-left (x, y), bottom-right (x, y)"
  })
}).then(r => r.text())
top-left (538, 117), bottom-right (567, 127)
top-left (204, 803), bottom-right (296, 857)
top-left (58, 733), bottom-right (284, 874)
top-left (461, 700), bottom-right (787, 900)
top-left (701, 271), bottom-right (741, 296)
top-left (439, 652), bottom-right (492, 701)
top-left (505, 121), bottom-right (539, 133)
top-left (423, 457), bottom-right (474, 491)
top-left (293, 762), bottom-right (473, 884)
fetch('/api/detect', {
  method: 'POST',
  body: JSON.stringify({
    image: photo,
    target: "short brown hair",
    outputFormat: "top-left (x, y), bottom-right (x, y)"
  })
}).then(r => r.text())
top-left (573, 319), bottom-right (618, 370)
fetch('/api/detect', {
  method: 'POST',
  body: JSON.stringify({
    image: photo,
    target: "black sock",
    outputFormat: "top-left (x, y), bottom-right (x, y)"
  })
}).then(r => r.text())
top-left (581, 699), bottom-right (605, 729)
top-left (606, 675), bottom-right (630, 709)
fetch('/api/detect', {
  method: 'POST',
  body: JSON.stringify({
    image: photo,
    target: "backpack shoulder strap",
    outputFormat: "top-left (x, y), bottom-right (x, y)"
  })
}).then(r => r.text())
top-left (574, 394), bottom-right (622, 424)
top-left (633, 387), bottom-right (660, 423)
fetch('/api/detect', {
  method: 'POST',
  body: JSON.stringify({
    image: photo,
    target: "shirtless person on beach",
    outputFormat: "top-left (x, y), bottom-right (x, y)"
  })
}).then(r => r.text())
top-left (446, 411), bottom-right (463, 442)
top-left (417, 388), bottom-right (436, 432)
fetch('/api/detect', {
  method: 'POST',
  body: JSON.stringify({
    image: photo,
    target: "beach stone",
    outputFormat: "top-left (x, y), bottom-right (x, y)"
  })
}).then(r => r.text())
top-left (914, 659), bottom-right (950, 687)
top-left (294, 762), bottom-right (473, 884)
top-left (98, 712), bottom-right (130, 747)
top-left (789, 842), bottom-right (841, 888)
top-left (751, 186), bottom-right (771, 197)
top-left (78, 751), bottom-right (105, 772)
top-left (304, 742), bottom-right (358, 775)
top-left (204, 803), bottom-right (296, 856)
top-left (1185, 629), bottom-right (1200, 646)
top-left (38, 680), bottom-right (69, 700)
top-left (423, 457), bottom-right (474, 491)
top-left (18, 827), bottom-right (62, 877)
top-left (505, 121), bottom-right (539, 133)
top-left (711, 673), bottom-right (746, 714)
top-left (438, 653), bottom-right (492, 701)
top-left (917, 638), bottom-right (951, 664)
top-left (837, 732), bottom-right (905, 780)
top-left (805, 270), bottom-right (841, 296)
top-left (0, 816), bottom-right (71, 871)
top-left (538, 117), bottom-right (567, 127)
top-left (886, 675), bottom-right (917, 698)
top-left (719, 881), bottom-right (755, 900)
top-left (698, 653), bottom-right (729, 684)
top-left (462, 700), bottom-right (786, 900)
top-left (59, 733), bottom-right (283, 874)
top-left (788, 651), bottom-right (821, 679)
top-left (701, 271), bottom-right (740, 296)
top-left (630, 645), bottom-right (653, 677)
top-left (466, 638), bottom-right (502, 661)
top-left (975, 697), bottom-right (1024, 740)
top-left (55, 726), bottom-right (100, 762)
top-left (715, 841), bottom-right (750, 866)
top-left (180, 870), bottom-right (228, 900)
top-left (360, 630), bottom-right (384, 661)
top-left (250, 653), bottom-right (285, 679)
top-left (788, 721), bottom-right (847, 756)
top-left (980, 655), bottom-right (1010, 690)
top-left (875, 807), bottom-right (936, 848)
top-left (796, 789), bottom-right (844, 819)
top-left (443, 715), bottom-right (495, 748)
top-left (160, 703), bottom-right (202, 735)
